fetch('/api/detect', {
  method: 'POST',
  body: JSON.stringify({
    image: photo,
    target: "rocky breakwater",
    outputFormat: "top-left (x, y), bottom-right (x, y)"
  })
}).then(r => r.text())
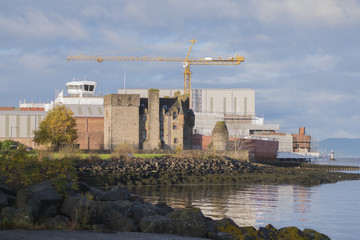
top-left (0, 181), bottom-right (331, 239)
top-left (76, 155), bottom-right (262, 186)
top-left (76, 155), bottom-right (360, 187)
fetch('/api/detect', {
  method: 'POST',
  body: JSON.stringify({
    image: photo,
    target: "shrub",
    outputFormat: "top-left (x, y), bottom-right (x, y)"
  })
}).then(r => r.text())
top-left (112, 144), bottom-right (135, 158)
top-left (0, 140), bottom-right (78, 192)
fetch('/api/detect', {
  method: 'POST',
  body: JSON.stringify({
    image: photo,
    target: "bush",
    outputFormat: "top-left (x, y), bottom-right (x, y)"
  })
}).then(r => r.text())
top-left (112, 144), bottom-right (135, 158)
top-left (0, 140), bottom-right (78, 192)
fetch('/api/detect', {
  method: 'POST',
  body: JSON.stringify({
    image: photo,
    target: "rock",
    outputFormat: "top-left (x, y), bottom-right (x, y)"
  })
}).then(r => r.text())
top-left (167, 208), bottom-right (209, 238)
top-left (131, 202), bottom-right (158, 224)
top-left (111, 200), bottom-right (134, 217)
top-left (42, 215), bottom-right (70, 229)
top-left (61, 195), bottom-right (134, 226)
top-left (16, 181), bottom-right (63, 221)
top-left (0, 190), bottom-right (9, 210)
top-left (89, 186), bottom-right (104, 200)
top-left (278, 227), bottom-right (308, 240)
top-left (77, 181), bottom-right (104, 200)
top-left (303, 228), bottom-right (331, 240)
top-left (155, 202), bottom-right (174, 215)
top-left (0, 206), bottom-right (16, 222)
top-left (215, 218), bottom-right (257, 239)
top-left (60, 196), bottom-right (93, 225)
top-left (101, 186), bottom-right (130, 201)
top-left (138, 215), bottom-right (176, 234)
top-left (14, 206), bottom-right (38, 224)
top-left (102, 209), bottom-right (136, 232)
top-left (0, 184), bottom-right (16, 196)
top-left (257, 226), bottom-right (278, 240)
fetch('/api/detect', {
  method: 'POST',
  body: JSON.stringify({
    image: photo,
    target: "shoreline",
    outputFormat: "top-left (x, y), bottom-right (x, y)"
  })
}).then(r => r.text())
top-left (76, 156), bottom-right (360, 188)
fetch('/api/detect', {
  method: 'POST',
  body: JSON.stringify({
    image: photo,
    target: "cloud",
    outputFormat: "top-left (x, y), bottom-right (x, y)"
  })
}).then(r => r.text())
top-left (17, 53), bottom-right (61, 74)
top-left (251, 0), bottom-right (360, 27)
top-left (0, 7), bottom-right (88, 42)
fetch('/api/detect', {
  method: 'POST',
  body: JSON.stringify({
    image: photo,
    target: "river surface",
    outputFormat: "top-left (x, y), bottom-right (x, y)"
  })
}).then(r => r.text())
top-left (130, 158), bottom-right (360, 240)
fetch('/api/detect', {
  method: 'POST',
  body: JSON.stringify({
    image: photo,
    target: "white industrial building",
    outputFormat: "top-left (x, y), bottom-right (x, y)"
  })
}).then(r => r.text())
top-left (119, 88), bottom-right (282, 147)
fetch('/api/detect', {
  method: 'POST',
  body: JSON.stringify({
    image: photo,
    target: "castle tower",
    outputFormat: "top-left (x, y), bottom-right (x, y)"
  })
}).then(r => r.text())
top-left (143, 89), bottom-right (162, 150)
top-left (211, 121), bottom-right (229, 151)
top-left (104, 94), bottom-right (140, 151)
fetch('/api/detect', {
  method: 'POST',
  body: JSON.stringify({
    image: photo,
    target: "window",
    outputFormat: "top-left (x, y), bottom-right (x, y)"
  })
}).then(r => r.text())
top-left (172, 111), bottom-right (177, 120)
top-left (173, 124), bottom-right (177, 130)
top-left (174, 138), bottom-right (178, 144)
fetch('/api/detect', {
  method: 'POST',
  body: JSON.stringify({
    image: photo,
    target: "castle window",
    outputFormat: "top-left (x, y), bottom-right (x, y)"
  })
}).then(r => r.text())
top-left (173, 124), bottom-right (177, 130)
top-left (174, 138), bottom-right (177, 143)
top-left (172, 111), bottom-right (177, 120)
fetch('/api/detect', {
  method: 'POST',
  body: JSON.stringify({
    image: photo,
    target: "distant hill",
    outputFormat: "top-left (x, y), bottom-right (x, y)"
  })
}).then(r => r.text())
top-left (319, 138), bottom-right (360, 158)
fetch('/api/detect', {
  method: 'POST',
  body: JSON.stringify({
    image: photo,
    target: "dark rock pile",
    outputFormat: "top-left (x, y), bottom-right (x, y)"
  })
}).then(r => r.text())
top-left (0, 181), bottom-right (331, 239)
top-left (76, 156), bottom-right (261, 186)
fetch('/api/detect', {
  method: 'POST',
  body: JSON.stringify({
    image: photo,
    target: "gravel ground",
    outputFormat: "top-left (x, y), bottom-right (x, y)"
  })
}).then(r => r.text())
top-left (0, 230), bottom-right (207, 240)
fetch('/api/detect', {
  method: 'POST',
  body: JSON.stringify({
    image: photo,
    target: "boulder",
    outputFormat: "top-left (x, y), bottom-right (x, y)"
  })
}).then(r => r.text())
top-left (0, 206), bottom-right (16, 222)
top-left (60, 196), bottom-right (93, 225)
top-left (303, 228), bottom-right (331, 240)
top-left (101, 186), bottom-right (130, 201)
top-left (257, 226), bottom-right (278, 240)
top-left (14, 206), bottom-right (38, 224)
top-left (167, 208), bottom-right (209, 238)
top-left (16, 181), bottom-right (63, 220)
top-left (111, 200), bottom-right (134, 217)
top-left (102, 209), bottom-right (136, 232)
top-left (0, 190), bottom-right (9, 210)
top-left (77, 181), bottom-right (104, 200)
top-left (0, 184), bottom-right (16, 196)
top-left (215, 218), bottom-right (257, 239)
top-left (278, 227), bottom-right (308, 240)
top-left (155, 202), bottom-right (174, 215)
top-left (42, 215), bottom-right (70, 229)
top-left (61, 195), bottom-right (134, 226)
top-left (131, 202), bottom-right (158, 224)
top-left (138, 215), bottom-right (176, 234)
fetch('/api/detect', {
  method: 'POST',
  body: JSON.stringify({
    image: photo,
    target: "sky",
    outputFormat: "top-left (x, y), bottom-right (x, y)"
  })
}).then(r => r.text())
top-left (1, 0), bottom-right (360, 141)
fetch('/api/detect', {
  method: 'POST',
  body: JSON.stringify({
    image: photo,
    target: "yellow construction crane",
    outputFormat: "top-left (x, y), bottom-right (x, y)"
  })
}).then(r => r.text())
top-left (67, 39), bottom-right (244, 108)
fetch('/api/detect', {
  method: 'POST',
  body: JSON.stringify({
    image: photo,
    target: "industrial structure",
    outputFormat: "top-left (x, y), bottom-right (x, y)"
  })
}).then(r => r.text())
top-left (0, 78), bottom-right (318, 161)
top-left (67, 39), bottom-right (245, 108)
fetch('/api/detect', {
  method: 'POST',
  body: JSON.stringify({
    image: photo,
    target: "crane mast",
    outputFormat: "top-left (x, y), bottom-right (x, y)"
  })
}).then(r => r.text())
top-left (67, 39), bottom-right (244, 109)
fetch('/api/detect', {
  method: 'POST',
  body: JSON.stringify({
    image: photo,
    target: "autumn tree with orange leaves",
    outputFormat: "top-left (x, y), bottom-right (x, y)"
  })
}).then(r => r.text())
top-left (33, 105), bottom-right (78, 150)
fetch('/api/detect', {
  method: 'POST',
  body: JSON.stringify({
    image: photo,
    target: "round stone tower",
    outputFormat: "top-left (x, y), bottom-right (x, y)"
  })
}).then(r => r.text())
top-left (211, 121), bottom-right (229, 151)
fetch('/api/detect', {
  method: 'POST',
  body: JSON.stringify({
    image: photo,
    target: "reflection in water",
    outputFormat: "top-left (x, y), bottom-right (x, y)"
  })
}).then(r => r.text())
top-left (129, 184), bottom-right (313, 227)
top-left (129, 158), bottom-right (360, 240)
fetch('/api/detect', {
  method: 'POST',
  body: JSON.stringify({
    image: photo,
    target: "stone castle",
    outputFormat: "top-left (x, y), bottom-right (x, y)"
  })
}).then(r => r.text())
top-left (104, 89), bottom-right (194, 151)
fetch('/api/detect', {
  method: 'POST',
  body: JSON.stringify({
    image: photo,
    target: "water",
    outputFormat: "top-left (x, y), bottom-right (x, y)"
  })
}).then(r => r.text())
top-left (130, 158), bottom-right (360, 240)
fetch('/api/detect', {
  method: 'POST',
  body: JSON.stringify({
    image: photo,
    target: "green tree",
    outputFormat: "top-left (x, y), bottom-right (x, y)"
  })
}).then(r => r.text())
top-left (33, 105), bottom-right (78, 150)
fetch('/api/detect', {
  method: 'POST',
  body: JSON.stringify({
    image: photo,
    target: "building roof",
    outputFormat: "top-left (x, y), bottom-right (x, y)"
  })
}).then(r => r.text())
top-left (64, 104), bottom-right (104, 117)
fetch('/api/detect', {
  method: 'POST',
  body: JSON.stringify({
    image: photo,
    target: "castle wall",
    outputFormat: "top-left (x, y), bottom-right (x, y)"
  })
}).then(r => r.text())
top-left (104, 94), bottom-right (140, 151)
